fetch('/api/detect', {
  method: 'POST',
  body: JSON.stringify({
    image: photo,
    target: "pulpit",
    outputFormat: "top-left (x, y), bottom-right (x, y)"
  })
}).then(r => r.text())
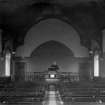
top-left (45, 63), bottom-right (60, 83)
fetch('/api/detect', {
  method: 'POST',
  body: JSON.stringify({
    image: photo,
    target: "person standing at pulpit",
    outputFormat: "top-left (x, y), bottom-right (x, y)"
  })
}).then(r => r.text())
top-left (48, 61), bottom-right (59, 72)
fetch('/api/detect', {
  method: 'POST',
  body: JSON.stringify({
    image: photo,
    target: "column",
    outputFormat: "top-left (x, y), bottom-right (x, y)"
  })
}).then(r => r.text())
top-left (11, 53), bottom-right (16, 81)
top-left (0, 29), bottom-right (2, 53)
top-left (0, 29), bottom-right (4, 77)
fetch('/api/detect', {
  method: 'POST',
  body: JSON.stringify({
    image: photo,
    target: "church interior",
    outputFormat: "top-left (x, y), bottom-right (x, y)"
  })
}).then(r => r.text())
top-left (0, 0), bottom-right (105, 105)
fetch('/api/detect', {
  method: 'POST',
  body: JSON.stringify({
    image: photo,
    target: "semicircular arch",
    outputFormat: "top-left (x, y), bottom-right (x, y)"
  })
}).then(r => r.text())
top-left (16, 18), bottom-right (89, 57)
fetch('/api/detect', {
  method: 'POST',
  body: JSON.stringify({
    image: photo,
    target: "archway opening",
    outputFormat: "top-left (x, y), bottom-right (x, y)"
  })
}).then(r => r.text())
top-left (29, 40), bottom-right (78, 72)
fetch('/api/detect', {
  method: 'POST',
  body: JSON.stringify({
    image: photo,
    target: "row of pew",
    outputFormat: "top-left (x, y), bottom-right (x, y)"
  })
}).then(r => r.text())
top-left (58, 80), bottom-right (105, 103)
top-left (0, 76), bottom-right (105, 104)
top-left (0, 79), bottom-right (46, 105)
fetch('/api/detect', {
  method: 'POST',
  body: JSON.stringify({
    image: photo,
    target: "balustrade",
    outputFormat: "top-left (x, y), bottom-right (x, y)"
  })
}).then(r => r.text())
top-left (24, 72), bottom-right (79, 82)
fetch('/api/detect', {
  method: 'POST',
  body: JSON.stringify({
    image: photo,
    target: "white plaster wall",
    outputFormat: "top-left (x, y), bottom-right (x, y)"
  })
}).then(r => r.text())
top-left (16, 19), bottom-right (89, 57)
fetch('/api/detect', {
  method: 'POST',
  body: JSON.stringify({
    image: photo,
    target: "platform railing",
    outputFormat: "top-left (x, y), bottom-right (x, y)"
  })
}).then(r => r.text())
top-left (24, 72), bottom-right (80, 82)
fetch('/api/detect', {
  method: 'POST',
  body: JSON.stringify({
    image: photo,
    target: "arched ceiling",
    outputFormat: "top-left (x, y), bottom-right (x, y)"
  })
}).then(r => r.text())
top-left (0, 0), bottom-right (105, 52)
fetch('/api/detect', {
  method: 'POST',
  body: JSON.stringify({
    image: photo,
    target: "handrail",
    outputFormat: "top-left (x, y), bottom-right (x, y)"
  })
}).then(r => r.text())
top-left (24, 72), bottom-right (80, 81)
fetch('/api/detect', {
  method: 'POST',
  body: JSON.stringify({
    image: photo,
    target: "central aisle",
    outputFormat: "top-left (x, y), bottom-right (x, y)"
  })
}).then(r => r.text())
top-left (42, 85), bottom-right (64, 105)
top-left (48, 91), bottom-right (57, 105)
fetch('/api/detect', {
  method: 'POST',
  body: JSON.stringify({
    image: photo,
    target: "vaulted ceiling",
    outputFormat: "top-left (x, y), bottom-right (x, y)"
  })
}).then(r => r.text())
top-left (0, 0), bottom-right (105, 52)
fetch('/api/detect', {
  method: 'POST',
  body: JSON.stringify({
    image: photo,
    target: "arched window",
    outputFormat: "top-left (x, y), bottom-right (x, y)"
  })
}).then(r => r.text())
top-left (94, 52), bottom-right (99, 77)
top-left (5, 50), bottom-right (11, 77)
